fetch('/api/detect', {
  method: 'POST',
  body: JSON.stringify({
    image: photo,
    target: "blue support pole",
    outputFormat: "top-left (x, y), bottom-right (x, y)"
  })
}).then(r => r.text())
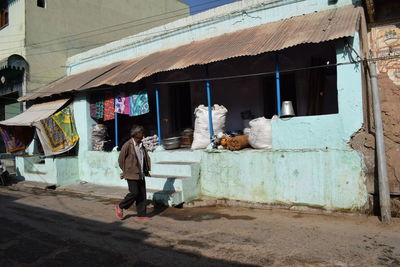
top-left (275, 53), bottom-right (281, 117)
top-left (155, 88), bottom-right (161, 145)
top-left (115, 112), bottom-right (119, 147)
top-left (206, 80), bottom-right (214, 138)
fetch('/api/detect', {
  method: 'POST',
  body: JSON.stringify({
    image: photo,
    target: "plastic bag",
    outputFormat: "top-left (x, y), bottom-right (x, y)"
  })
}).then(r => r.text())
top-left (248, 117), bottom-right (272, 149)
top-left (191, 104), bottom-right (227, 150)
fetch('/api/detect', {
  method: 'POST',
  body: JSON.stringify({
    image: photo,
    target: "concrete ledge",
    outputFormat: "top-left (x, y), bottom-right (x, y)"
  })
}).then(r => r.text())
top-left (185, 197), bottom-right (370, 217)
top-left (56, 182), bottom-right (127, 199)
top-left (11, 181), bottom-right (56, 190)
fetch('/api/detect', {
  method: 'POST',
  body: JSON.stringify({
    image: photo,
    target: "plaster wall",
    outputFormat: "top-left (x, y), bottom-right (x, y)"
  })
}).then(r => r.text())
top-left (24, 0), bottom-right (188, 92)
top-left (272, 34), bottom-right (364, 150)
top-left (72, 146), bottom-right (367, 210)
top-left (201, 149), bottom-right (367, 210)
top-left (0, 0), bottom-right (26, 58)
top-left (15, 156), bottom-right (79, 186)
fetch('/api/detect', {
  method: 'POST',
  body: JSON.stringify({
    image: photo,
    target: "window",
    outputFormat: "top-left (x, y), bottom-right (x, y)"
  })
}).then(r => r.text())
top-left (0, 2), bottom-right (8, 29)
top-left (37, 0), bottom-right (46, 8)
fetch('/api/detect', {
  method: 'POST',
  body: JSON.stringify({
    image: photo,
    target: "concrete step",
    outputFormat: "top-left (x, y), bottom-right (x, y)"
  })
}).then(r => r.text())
top-left (155, 161), bottom-right (199, 165)
top-left (145, 176), bottom-right (184, 191)
top-left (151, 161), bottom-right (195, 178)
top-left (146, 188), bottom-right (182, 206)
top-left (31, 163), bottom-right (47, 174)
top-left (149, 150), bottom-right (202, 163)
top-left (145, 159), bottom-right (201, 206)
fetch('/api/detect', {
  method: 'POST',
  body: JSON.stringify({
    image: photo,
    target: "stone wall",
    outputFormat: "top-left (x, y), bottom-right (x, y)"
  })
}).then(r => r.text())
top-left (365, 24), bottom-right (400, 195)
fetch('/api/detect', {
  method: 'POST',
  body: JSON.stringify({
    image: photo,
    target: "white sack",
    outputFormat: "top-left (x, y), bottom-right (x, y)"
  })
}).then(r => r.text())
top-left (248, 117), bottom-right (272, 149)
top-left (191, 104), bottom-right (227, 150)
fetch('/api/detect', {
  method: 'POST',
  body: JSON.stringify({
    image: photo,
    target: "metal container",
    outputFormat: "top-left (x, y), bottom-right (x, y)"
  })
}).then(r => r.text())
top-left (162, 137), bottom-right (181, 150)
top-left (280, 101), bottom-right (295, 117)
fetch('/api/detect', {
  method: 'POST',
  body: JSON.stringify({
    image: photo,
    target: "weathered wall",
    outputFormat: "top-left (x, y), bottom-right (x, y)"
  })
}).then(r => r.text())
top-left (15, 156), bottom-right (79, 186)
top-left (24, 0), bottom-right (189, 92)
top-left (201, 149), bottom-right (366, 210)
top-left (0, 0), bottom-right (26, 58)
top-left (364, 24), bottom-right (400, 194)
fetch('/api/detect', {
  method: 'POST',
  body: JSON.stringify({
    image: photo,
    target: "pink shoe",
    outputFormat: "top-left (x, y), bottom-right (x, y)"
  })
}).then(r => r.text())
top-left (134, 216), bottom-right (150, 221)
top-left (115, 205), bottom-right (124, 220)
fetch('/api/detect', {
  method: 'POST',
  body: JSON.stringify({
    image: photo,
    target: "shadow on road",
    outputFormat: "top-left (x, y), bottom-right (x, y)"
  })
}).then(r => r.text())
top-left (0, 191), bottom-right (257, 267)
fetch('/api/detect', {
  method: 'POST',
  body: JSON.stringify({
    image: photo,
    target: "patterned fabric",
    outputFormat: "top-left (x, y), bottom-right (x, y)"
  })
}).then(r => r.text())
top-left (0, 126), bottom-right (34, 153)
top-left (115, 92), bottom-right (132, 115)
top-left (52, 106), bottom-right (79, 145)
top-left (123, 95), bottom-right (131, 115)
top-left (89, 94), bottom-right (104, 120)
top-left (115, 92), bottom-right (126, 114)
top-left (129, 91), bottom-right (149, 117)
top-left (34, 105), bottom-right (79, 156)
top-left (103, 92), bottom-right (115, 121)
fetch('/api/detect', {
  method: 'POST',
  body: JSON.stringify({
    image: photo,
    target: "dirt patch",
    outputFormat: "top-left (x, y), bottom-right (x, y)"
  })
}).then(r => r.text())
top-left (159, 207), bottom-right (255, 221)
top-left (177, 240), bottom-right (210, 249)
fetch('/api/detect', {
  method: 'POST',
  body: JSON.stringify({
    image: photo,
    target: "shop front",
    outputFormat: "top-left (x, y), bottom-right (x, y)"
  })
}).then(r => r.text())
top-left (13, 3), bottom-right (369, 210)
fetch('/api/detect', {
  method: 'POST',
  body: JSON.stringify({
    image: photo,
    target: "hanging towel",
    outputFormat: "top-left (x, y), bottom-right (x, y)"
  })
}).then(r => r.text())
top-left (103, 92), bottom-right (115, 121)
top-left (89, 93), bottom-right (104, 120)
top-left (33, 105), bottom-right (79, 156)
top-left (115, 92), bottom-right (126, 114)
top-left (0, 126), bottom-right (34, 153)
top-left (123, 95), bottom-right (131, 115)
top-left (129, 91), bottom-right (149, 117)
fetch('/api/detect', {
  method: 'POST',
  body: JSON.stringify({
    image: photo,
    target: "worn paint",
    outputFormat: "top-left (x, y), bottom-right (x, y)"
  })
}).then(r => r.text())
top-left (201, 149), bottom-right (367, 210)
top-left (272, 33), bottom-right (364, 150)
top-left (15, 156), bottom-right (79, 186)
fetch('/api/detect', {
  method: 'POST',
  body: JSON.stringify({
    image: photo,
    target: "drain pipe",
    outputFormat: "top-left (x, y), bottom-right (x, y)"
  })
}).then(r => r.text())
top-left (369, 61), bottom-right (391, 223)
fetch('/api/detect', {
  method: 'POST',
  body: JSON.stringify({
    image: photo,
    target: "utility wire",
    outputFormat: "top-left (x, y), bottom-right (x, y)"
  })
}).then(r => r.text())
top-left (0, 0), bottom-right (228, 50)
top-left (153, 54), bottom-right (400, 84)
top-left (0, 0), bottom-right (237, 58)
top-left (0, 4), bottom-right (206, 57)
top-left (10, 54), bottom-right (399, 99)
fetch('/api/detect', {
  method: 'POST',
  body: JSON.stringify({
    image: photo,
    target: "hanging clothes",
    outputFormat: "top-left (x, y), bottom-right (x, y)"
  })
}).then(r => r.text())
top-left (103, 92), bottom-right (115, 121)
top-left (123, 95), bottom-right (131, 115)
top-left (129, 90), bottom-right (149, 117)
top-left (115, 92), bottom-right (129, 115)
top-left (89, 93), bottom-right (104, 120)
top-left (0, 126), bottom-right (34, 153)
top-left (34, 105), bottom-right (79, 156)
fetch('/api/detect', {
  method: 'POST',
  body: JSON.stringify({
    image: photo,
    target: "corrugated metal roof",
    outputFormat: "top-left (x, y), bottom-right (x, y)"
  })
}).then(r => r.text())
top-left (21, 5), bottom-right (363, 101)
top-left (21, 62), bottom-right (122, 101)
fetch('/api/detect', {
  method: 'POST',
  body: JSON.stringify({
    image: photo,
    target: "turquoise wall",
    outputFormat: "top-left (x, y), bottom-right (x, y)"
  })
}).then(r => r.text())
top-left (16, 156), bottom-right (79, 186)
top-left (201, 149), bottom-right (366, 210)
top-left (15, 0), bottom-right (368, 211)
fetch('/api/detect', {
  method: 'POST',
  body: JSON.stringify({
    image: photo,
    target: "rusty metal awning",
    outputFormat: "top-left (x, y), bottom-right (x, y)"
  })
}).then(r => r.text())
top-left (20, 5), bottom-right (364, 101)
top-left (0, 99), bottom-right (69, 126)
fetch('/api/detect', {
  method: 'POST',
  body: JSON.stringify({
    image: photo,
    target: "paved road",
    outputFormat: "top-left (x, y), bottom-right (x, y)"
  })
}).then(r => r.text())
top-left (0, 186), bottom-right (399, 267)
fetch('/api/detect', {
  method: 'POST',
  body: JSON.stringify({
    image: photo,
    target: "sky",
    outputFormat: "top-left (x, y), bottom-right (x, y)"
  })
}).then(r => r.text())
top-left (182, 0), bottom-right (239, 15)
